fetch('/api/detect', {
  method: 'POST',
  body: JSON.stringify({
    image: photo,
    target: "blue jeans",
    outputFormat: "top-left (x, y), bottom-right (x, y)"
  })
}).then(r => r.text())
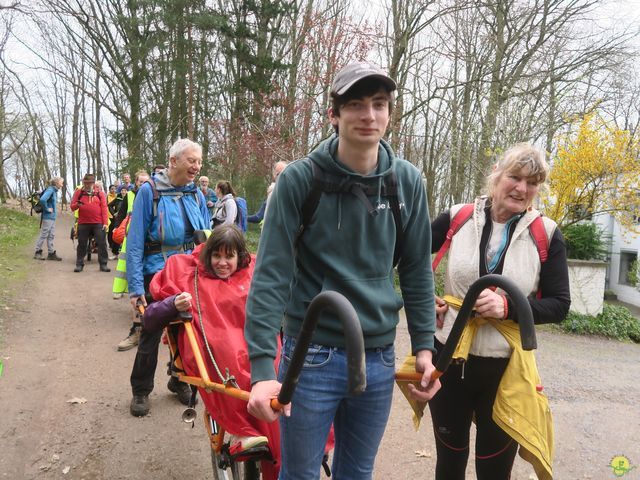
top-left (278, 335), bottom-right (395, 479)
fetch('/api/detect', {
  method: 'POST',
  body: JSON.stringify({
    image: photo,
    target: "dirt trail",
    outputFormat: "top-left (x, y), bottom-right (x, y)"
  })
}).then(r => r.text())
top-left (1, 211), bottom-right (639, 479)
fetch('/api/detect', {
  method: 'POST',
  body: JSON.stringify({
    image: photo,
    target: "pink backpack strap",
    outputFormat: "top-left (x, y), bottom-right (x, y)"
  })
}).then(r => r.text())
top-left (529, 214), bottom-right (549, 299)
top-left (432, 204), bottom-right (474, 272)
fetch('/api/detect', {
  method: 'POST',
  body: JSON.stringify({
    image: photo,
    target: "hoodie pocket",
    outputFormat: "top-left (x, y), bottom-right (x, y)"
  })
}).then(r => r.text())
top-left (320, 276), bottom-right (403, 334)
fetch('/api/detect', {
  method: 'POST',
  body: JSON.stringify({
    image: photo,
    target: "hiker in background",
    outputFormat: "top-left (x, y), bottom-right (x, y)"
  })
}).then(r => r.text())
top-left (152, 164), bottom-right (166, 175)
top-left (198, 175), bottom-right (217, 218)
top-left (427, 143), bottom-right (571, 480)
top-left (125, 139), bottom-right (210, 417)
top-left (113, 170), bottom-right (149, 351)
top-left (263, 160), bottom-right (288, 220)
top-left (249, 160), bottom-right (289, 226)
top-left (117, 173), bottom-right (132, 194)
top-left (212, 180), bottom-right (237, 227)
top-left (70, 173), bottom-right (110, 273)
top-left (245, 62), bottom-right (440, 478)
top-left (107, 184), bottom-right (123, 260)
top-left (33, 177), bottom-right (64, 261)
top-left (247, 199), bottom-right (266, 225)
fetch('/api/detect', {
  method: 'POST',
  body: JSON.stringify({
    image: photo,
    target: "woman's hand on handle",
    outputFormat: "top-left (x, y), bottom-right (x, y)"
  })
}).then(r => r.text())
top-left (474, 288), bottom-right (506, 319)
top-left (173, 292), bottom-right (192, 312)
top-left (407, 349), bottom-right (441, 402)
top-left (435, 296), bottom-right (448, 328)
top-left (248, 380), bottom-right (291, 422)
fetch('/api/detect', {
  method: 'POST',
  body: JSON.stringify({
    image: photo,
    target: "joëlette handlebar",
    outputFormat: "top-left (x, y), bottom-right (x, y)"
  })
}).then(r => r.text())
top-left (272, 290), bottom-right (366, 411)
top-left (396, 274), bottom-right (536, 383)
top-left (157, 291), bottom-right (366, 413)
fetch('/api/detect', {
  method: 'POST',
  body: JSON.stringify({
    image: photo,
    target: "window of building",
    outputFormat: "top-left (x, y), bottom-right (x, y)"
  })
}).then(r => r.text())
top-left (618, 250), bottom-right (638, 286)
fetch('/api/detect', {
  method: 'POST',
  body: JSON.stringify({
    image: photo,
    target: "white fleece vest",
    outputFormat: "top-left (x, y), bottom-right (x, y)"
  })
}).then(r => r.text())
top-left (435, 197), bottom-right (557, 357)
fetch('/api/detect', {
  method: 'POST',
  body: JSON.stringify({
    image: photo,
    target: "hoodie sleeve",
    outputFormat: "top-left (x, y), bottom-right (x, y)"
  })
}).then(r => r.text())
top-left (396, 163), bottom-right (437, 354)
top-left (245, 161), bottom-right (310, 383)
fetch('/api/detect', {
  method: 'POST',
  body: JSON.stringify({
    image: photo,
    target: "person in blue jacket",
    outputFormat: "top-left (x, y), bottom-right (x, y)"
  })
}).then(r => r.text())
top-left (34, 177), bottom-right (64, 261)
top-left (126, 138), bottom-right (210, 417)
top-left (245, 62), bottom-right (440, 478)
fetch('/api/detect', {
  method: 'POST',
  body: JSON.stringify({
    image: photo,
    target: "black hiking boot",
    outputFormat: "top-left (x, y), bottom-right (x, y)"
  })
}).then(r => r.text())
top-left (167, 376), bottom-right (197, 406)
top-left (34, 250), bottom-right (45, 260)
top-left (74, 265), bottom-right (83, 272)
top-left (130, 395), bottom-right (150, 417)
top-left (47, 251), bottom-right (62, 261)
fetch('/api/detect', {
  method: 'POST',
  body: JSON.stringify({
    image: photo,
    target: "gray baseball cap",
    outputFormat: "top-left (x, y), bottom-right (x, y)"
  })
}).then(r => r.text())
top-left (331, 62), bottom-right (397, 96)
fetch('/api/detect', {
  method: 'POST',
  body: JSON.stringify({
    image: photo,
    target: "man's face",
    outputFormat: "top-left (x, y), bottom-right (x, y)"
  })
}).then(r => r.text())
top-left (170, 147), bottom-right (202, 186)
top-left (123, 174), bottom-right (131, 184)
top-left (200, 178), bottom-right (209, 189)
top-left (55, 179), bottom-right (64, 189)
top-left (82, 179), bottom-right (95, 191)
top-left (329, 89), bottom-right (390, 148)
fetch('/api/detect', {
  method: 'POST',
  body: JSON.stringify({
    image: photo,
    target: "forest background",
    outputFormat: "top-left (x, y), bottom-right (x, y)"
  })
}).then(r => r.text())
top-left (1, 0), bottom-right (640, 220)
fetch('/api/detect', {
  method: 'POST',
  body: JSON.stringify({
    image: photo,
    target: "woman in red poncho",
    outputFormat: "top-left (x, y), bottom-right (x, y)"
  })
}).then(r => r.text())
top-left (142, 224), bottom-right (280, 478)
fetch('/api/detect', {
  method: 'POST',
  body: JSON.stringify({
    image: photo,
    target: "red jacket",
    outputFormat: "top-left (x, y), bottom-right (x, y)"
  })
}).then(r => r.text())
top-left (149, 247), bottom-right (280, 479)
top-left (71, 188), bottom-right (108, 225)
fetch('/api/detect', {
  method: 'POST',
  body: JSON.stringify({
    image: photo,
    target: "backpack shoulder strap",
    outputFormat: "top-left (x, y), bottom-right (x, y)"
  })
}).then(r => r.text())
top-left (298, 157), bottom-right (404, 266)
top-left (432, 203), bottom-right (474, 271)
top-left (528, 214), bottom-right (549, 264)
top-left (383, 170), bottom-right (403, 267)
top-left (300, 158), bottom-right (323, 236)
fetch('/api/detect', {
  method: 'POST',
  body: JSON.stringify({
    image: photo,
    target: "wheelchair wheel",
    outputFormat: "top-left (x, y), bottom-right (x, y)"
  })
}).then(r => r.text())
top-left (211, 448), bottom-right (260, 480)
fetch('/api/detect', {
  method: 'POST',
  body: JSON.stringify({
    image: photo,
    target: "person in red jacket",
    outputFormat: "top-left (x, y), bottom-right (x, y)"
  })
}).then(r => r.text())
top-left (70, 173), bottom-right (110, 273)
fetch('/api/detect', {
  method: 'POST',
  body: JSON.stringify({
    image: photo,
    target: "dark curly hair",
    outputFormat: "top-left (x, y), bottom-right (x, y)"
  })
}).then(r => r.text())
top-left (199, 224), bottom-right (251, 276)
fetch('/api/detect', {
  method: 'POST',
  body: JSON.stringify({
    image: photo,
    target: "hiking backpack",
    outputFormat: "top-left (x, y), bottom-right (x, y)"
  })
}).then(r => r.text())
top-left (432, 203), bottom-right (549, 298)
top-left (28, 189), bottom-right (46, 215)
top-left (297, 158), bottom-right (404, 267)
top-left (234, 197), bottom-right (248, 233)
top-left (142, 178), bottom-right (201, 255)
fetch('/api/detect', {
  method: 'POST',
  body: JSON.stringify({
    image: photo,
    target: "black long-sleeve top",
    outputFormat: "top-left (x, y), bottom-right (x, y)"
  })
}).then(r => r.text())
top-left (431, 206), bottom-right (571, 325)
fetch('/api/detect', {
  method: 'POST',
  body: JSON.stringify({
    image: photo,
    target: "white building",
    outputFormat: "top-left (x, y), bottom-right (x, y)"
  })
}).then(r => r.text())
top-left (596, 214), bottom-right (640, 306)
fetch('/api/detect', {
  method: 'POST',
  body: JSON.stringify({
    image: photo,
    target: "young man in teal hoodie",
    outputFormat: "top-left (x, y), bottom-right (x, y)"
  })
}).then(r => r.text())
top-left (245, 62), bottom-right (440, 478)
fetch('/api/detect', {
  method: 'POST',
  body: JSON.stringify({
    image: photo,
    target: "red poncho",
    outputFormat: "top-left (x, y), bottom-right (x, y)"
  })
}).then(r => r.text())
top-left (150, 245), bottom-right (280, 478)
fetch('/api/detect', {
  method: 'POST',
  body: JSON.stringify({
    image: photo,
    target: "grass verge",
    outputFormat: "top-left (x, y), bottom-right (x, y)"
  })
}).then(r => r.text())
top-left (0, 206), bottom-right (39, 314)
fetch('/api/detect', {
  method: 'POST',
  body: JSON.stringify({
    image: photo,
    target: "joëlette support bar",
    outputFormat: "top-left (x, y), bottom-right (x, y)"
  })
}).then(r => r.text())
top-left (273, 290), bottom-right (367, 410)
top-left (162, 291), bottom-right (366, 412)
top-left (396, 273), bottom-right (536, 382)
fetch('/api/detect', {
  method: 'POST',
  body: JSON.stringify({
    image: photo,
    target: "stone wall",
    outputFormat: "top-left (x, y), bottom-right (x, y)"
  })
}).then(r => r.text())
top-left (567, 259), bottom-right (607, 316)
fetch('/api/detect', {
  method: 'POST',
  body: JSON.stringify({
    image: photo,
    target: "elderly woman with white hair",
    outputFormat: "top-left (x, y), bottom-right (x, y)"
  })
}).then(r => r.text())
top-left (425, 143), bottom-right (571, 480)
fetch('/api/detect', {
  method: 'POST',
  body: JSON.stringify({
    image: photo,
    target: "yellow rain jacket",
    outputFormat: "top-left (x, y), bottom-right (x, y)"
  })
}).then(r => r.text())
top-left (397, 295), bottom-right (554, 480)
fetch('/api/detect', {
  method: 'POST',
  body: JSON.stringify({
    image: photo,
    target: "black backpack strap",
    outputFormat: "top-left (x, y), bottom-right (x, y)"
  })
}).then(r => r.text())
top-left (297, 158), bottom-right (404, 266)
top-left (299, 158), bottom-right (323, 237)
top-left (384, 171), bottom-right (403, 267)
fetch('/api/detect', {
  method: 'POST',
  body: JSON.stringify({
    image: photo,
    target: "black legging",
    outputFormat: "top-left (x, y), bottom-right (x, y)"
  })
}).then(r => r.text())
top-left (428, 339), bottom-right (517, 480)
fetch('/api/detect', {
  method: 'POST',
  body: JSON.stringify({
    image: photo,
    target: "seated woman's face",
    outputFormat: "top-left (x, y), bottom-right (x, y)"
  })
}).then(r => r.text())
top-left (211, 248), bottom-right (238, 279)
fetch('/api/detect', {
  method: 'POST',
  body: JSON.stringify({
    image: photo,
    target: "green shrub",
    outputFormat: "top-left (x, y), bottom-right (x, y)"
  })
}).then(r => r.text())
top-left (561, 222), bottom-right (610, 260)
top-left (557, 303), bottom-right (640, 342)
top-left (628, 259), bottom-right (639, 287)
